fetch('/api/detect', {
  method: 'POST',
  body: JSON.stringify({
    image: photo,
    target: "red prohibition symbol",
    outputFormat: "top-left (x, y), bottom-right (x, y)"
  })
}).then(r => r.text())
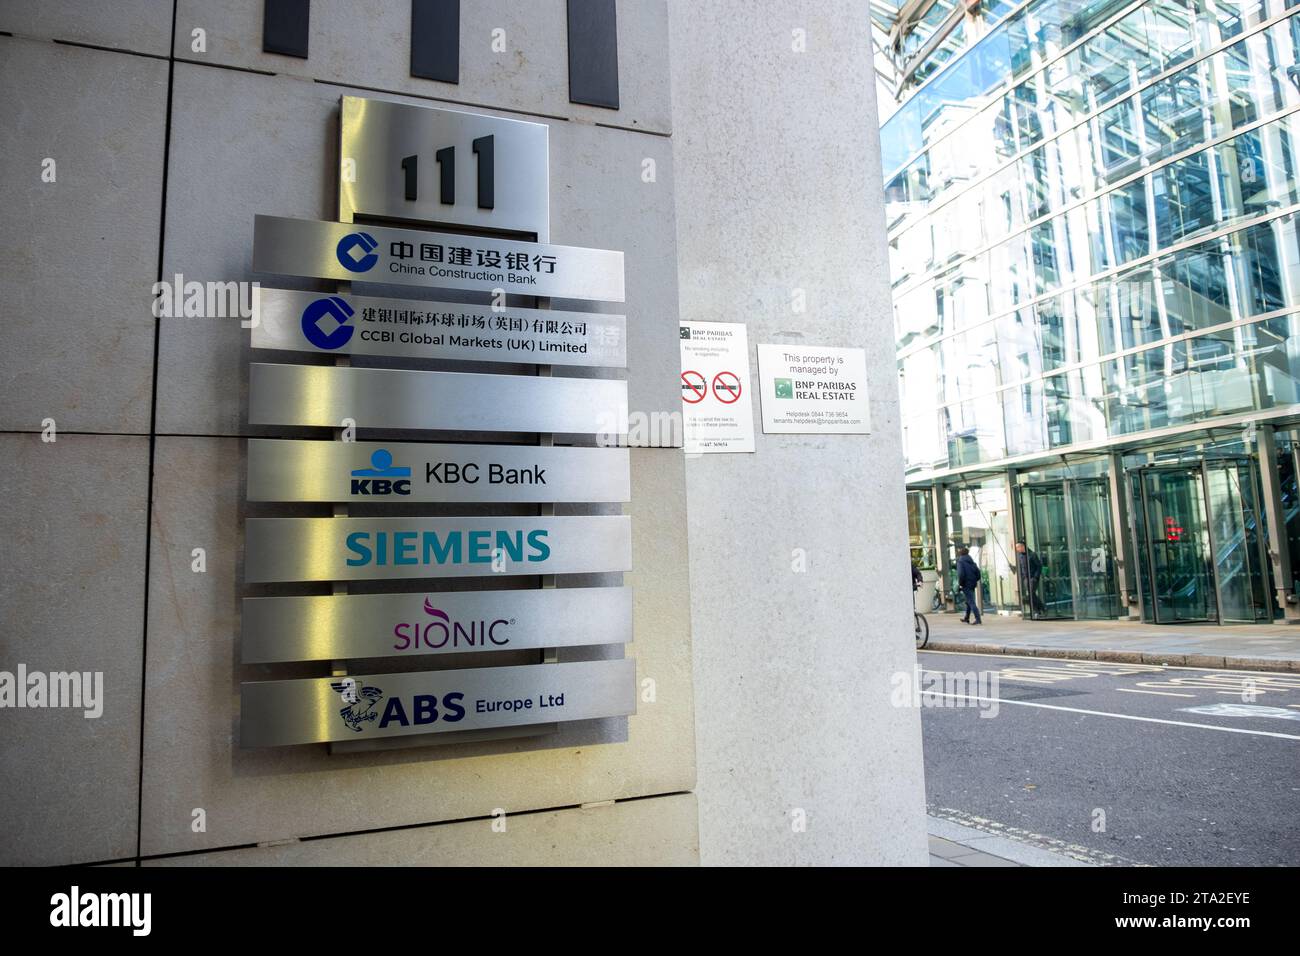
top-left (681, 369), bottom-right (707, 404)
top-left (712, 370), bottom-right (742, 404)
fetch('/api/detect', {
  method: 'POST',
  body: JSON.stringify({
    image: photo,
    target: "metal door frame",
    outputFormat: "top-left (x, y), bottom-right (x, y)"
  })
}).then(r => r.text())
top-left (1136, 463), bottom-right (1217, 624)
top-left (1133, 457), bottom-right (1272, 624)
top-left (1065, 476), bottom-right (1117, 621)
top-left (1207, 455), bottom-right (1273, 623)
top-left (1017, 477), bottom-right (1115, 621)
top-left (1062, 481), bottom-right (1084, 619)
top-left (1017, 481), bottom-right (1070, 620)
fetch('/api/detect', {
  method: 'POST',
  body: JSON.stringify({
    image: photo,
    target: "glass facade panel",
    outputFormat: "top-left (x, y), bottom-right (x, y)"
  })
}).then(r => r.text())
top-left (1207, 459), bottom-right (1273, 621)
top-left (907, 489), bottom-right (938, 568)
top-left (947, 481), bottom-right (1020, 610)
top-left (896, 210), bottom-right (1300, 466)
top-left (1138, 466), bottom-right (1217, 621)
top-left (884, 14), bottom-right (1300, 263)
top-left (890, 1), bottom-right (1300, 625)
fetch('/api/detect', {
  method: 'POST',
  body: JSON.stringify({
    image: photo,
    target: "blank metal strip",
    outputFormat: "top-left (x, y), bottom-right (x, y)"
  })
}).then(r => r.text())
top-left (411, 0), bottom-right (460, 82)
top-left (263, 0), bottom-right (310, 58)
top-left (566, 0), bottom-right (620, 109)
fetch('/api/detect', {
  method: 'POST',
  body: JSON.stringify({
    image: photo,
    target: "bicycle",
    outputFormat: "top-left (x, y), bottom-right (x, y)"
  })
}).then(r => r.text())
top-left (914, 610), bottom-right (929, 649)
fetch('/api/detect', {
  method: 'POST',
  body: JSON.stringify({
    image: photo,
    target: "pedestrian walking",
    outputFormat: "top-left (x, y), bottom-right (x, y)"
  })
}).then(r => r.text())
top-left (1014, 541), bottom-right (1045, 619)
top-left (956, 546), bottom-right (982, 625)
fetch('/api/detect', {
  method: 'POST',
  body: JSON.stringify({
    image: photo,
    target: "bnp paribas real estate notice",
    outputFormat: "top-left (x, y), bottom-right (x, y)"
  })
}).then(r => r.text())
top-left (756, 344), bottom-right (870, 434)
top-left (679, 321), bottom-right (755, 453)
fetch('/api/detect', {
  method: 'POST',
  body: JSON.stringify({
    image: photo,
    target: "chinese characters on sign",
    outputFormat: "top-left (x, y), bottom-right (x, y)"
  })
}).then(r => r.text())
top-left (253, 288), bottom-right (626, 367)
top-left (238, 97), bottom-right (637, 749)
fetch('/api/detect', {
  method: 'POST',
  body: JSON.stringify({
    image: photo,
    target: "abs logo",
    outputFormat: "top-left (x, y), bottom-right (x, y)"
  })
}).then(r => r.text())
top-left (301, 295), bottom-right (355, 350)
top-left (328, 677), bottom-right (466, 733)
top-left (329, 678), bottom-right (383, 733)
top-left (336, 231), bottom-right (379, 273)
top-left (351, 448), bottom-right (411, 496)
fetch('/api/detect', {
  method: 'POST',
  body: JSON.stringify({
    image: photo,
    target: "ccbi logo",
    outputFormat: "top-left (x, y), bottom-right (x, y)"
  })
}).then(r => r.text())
top-left (351, 448), bottom-right (411, 496)
top-left (336, 231), bottom-right (379, 272)
top-left (301, 295), bottom-right (355, 349)
top-left (394, 597), bottom-right (513, 651)
top-left (328, 676), bottom-right (466, 733)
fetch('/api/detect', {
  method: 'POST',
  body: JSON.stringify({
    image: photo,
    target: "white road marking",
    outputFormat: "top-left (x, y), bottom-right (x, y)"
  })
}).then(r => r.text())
top-left (1115, 688), bottom-right (1196, 698)
top-left (919, 649), bottom-right (1292, 677)
top-left (925, 692), bottom-right (1300, 740)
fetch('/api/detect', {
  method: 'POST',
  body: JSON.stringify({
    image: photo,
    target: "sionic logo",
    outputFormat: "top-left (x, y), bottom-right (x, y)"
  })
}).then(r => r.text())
top-left (336, 231), bottom-right (379, 272)
top-left (50, 886), bottom-right (151, 936)
top-left (301, 295), bottom-right (355, 350)
top-left (394, 597), bottom-right (512, 651)
top-left (350, 448), bottom-right (412, 495)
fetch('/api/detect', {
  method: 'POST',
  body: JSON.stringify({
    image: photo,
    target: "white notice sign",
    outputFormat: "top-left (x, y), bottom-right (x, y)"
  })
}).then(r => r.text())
top-left (756, 344), bottom-right (870, 434)
top-left (679, 321), bottom-right (755, 453)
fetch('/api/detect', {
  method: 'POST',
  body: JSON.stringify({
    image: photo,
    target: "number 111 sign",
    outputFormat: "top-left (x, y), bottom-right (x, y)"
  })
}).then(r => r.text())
top-left (338, 96), bottom-right (551, 240)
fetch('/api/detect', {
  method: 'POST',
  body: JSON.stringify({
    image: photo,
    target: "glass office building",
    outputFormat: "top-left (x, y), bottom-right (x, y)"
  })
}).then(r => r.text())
top-left (877, 0), bottom-right (1300, 623)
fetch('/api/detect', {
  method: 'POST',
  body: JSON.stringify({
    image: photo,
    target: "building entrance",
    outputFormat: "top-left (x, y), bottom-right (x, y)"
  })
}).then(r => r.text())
top-left (1017, 478), bottom-right (1120, 620)
top-left (1133, 459), bottom-right (1272, 624)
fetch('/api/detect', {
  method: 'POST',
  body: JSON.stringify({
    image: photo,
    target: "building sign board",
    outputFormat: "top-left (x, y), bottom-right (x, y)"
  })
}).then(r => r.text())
top-left (240, 658), bottom-right (636, 747)
top-left (338, 96), bottom-right (551, 238)
top-left (239, 96), bottom-right (636, 749)
top-left (247, 439), bottom-right (631, 504)
top-left (679, 321), bottom-right (755, 453)
top-left (756, 344), bottom-right (871, 434)
top-left (244, 515), bottom-right (632, 583)
top-left (252, 288), bottom-right (626, 368)
top-left (253, 215), bottom-right (625, 302)
top-left (248, 363), bottom-right (628, 436)
top-left (241, 586), bottom-right (633, 663)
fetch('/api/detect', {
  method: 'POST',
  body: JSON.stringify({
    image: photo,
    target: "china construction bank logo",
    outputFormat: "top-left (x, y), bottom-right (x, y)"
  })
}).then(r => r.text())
top-left (328, 676), bottom-right (467, 733)
top-left (336, 231), bottom-right (379, 273)
top-left (301, 295), bottom-right (355, 349)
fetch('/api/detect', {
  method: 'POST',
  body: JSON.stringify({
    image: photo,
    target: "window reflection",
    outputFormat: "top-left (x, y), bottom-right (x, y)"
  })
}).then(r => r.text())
top-left (891, 5), bottom-right (1300, 478)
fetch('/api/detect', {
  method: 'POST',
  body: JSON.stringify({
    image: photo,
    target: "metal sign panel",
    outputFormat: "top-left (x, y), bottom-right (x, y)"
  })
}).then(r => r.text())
top-left (253, 215), bottom-right (625, 302)
top-left (680, 320), bottom-right (756, 453)
top-left (240, 658), bottom-right (636, 747)
top-left (244, 515), bottom-right (632, 583)
top-left (251, 288), bottom-right (626, 368)
top-left (241, 586), bottom-right (633, 663)
top-left (338, 96), bottom-right (551, 239)
top-left (248, 363), bottom-right (628, 436)
top-left (756, 344), bottom-right (872, 434)
top-left (247, 439), bottom-right (630, 503)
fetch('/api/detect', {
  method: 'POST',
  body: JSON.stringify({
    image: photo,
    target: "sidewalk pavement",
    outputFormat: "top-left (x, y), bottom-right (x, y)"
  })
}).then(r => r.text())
top-left (928, 815), bottom-right (1093, 867)
top-left (921, 611), bottom-right (1300, 672)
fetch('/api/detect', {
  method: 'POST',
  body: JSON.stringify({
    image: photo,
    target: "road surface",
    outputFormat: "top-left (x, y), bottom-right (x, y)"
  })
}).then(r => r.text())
top-left (917, 650), bottom-right (1300, 866)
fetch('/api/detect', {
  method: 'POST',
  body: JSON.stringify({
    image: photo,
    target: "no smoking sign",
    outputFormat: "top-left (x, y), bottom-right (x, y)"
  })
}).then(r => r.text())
top-left (678, 321), bottom-right (755, 453)
top-left (681, 369), bottom-right (707, 404)
top-left (712, 370), bottom-right (742, 404)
